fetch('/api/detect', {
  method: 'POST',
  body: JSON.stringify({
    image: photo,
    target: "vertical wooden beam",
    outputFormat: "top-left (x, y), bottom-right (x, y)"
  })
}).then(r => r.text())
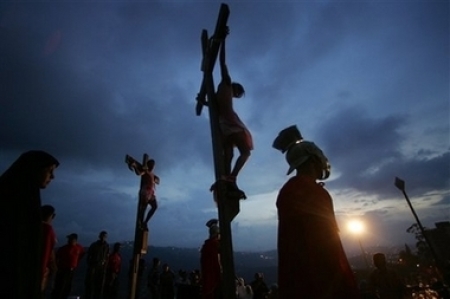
top-left (196, 4), bottom-right (240, 299)
top-left (126, 153), bottom-right (150, 299)
top-left (196, 3), bottom-right (230, 116)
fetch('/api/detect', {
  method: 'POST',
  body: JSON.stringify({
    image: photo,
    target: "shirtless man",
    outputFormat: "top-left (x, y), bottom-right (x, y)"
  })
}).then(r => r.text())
top-left (215, 34), bottom-right (253, 198)
top-left (126, 155), bottom-right (160, 228)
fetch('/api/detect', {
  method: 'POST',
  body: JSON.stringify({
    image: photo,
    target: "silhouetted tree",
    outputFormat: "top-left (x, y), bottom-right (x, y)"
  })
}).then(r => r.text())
top-left (406, 224), bottom-right (433, 266)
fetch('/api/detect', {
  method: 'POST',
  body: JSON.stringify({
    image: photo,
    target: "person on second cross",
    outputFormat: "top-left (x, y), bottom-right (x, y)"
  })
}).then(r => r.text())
top-left (126, 155), bottom-right (160, 229)
top-left (85, 230), bottom-right (109, 299)
top-left (273, 125), bottom-right (360, 299)
top-left (215, 29), bottom-right (253, 199)
top-left (200, 219), bottom-right (222, 299)
top-left (368, 252), bottom-right (406, 299)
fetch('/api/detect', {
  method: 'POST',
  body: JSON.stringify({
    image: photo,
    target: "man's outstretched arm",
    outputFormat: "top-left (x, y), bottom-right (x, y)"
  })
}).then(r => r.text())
top-left (219, 40), bottom-right (231, 85)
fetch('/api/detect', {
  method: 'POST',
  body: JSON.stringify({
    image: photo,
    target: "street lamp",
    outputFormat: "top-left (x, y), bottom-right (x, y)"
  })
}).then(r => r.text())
top-left (347, 219), bottom-right (371, 271)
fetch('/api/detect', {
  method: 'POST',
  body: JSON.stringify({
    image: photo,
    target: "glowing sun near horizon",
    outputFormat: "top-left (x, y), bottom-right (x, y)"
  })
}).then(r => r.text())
top-left (347, 220), bottom-right (365, 235)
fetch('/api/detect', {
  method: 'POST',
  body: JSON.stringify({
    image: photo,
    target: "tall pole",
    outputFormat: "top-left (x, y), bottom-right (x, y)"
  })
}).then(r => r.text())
top-left (395, 177), bottom-right (429, 241)
top-left (394, 177), bottom-right (448, 285)
top-left (195, 4), bottom-right (240, 299)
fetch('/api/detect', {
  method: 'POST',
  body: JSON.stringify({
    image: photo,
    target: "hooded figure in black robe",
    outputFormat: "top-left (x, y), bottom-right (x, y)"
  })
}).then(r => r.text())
top-left (0, 150), bottom-right (59, 298)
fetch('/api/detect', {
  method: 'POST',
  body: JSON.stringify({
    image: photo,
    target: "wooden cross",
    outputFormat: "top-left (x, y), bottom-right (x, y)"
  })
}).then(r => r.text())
top-left (125, 153), bottom-right (153, 299)
top-left (195, 3), bottom-right (240, 299)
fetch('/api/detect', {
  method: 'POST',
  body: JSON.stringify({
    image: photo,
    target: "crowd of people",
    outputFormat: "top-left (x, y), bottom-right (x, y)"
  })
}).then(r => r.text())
top-left (143, 259), bottom-right (277, 299)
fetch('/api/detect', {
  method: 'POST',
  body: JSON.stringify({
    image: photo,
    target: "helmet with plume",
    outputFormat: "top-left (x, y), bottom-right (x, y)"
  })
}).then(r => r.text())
top-left (273, 125), bottom-right (331, 180)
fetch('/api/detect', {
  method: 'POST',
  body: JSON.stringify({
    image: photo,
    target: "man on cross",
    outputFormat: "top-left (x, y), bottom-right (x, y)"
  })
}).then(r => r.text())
top-left (215, 29), bottom-right (253, 198)
top-left (126, 155), bottom-right (160, 228)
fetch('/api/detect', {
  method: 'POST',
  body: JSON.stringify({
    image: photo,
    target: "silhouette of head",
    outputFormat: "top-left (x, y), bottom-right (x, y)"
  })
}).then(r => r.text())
top-left (113, 242), bottom-right (121, 252)
top-left (206, 218), bottom-right (220, 238)
top-left (254, 272), bottom-right (264, 280)
top-left (152, 257), bottom-right (160, 266)
top-left (285, 140), bottom-right (330, 180)
top-left (67, 233), bottom-right (78, 244)
top-left (99, 230), bottom-right (108, 241)
top-left (41, 204), bottom-right (55, 221)
top-left (232, 83), bottom-right (245, 98)
top-left (147, 159), bottom-right (155, 170)
top-left (1, 150), bottom-right (59, 189)
top-left (373, 253), bottom-right (387, 269)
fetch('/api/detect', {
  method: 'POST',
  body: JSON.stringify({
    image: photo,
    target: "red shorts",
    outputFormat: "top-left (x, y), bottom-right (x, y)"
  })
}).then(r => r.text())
top-left (140, 189), bottom-right (155, 202)
top-left (223, 128), bottom-right (253, 151)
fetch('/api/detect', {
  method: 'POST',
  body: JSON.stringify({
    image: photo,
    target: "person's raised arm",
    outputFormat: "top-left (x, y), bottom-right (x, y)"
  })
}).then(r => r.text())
top-left (134, 166), bottom-right (145, 176)
top-left (219, 39), bottom-right (231, 85)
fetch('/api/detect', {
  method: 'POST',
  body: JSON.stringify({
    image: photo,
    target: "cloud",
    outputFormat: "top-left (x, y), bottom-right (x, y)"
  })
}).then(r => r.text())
top-left (315, 106), bottom-right (449, 199)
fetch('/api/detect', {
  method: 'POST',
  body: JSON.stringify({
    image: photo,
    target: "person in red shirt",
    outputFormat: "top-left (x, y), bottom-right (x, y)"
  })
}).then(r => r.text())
top-left (105, 242), bottom-right (122, 299)
top-left (51, 233), bottom-right (85, 299)
top-left (273, 125), bottom-right (360, 299)
top-left (41, 204), bottom-right (57, 296)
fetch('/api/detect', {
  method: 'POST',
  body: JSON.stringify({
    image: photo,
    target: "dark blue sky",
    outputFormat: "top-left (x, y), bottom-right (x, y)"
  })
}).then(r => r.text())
top-left (0, 1), bottom-right (448, 252)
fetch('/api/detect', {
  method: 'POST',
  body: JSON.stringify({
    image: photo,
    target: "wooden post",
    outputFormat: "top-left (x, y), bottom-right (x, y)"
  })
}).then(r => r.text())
top-left (196, 4), bottom-right (240, 299)
top-left (125, 153), bottom-right (151, 299)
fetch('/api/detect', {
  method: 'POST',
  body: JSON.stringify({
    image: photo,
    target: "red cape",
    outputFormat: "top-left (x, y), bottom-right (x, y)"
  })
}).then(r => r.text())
top-left (277, 175), bottom-right (360, 298)
top-left (200, 238), bottom-right (221, 299)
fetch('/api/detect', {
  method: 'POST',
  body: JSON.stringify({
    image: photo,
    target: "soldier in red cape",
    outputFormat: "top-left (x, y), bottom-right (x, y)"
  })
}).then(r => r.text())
top-left (273, 125), bottom-right (360, 299)
top-left (200, 219), bottom-right (222, 299)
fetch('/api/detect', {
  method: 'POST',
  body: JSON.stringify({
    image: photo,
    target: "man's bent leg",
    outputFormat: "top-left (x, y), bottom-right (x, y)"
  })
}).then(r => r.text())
top-left (144, 199), bottom-right (158, 225)
top-left (137, 193), bottom-right (149, 228)
top-left (223, 143), bottom-right (233, 176)
top-left (230, 132), bottom-right (251, 178)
